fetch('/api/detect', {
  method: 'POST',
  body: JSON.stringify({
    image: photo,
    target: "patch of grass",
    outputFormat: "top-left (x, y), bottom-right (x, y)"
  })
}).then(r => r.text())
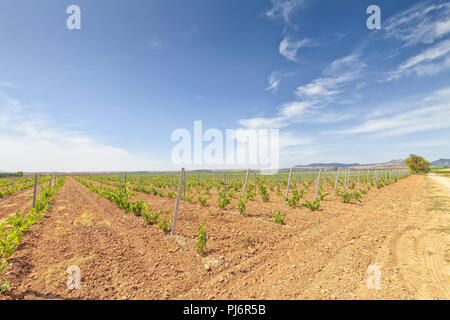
top-left (74, 211), bottom-right (110, 227)
top-left (432, 226), bottom-right (450, 234)
top-left (427, 200), bottom-right (448, 212)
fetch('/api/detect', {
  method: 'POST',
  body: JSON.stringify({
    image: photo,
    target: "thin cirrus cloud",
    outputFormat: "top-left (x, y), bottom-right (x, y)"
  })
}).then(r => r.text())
top-left (294, 53), bottom-right (366, 99)
top-left (239, 101), bottom-right (312, 129)
top-left (238, 98), bottom-right (354, 131)
top-left (266, 0), bottom-right (307, 25)
top-left (279, 37), bottom-right (315, 62)
top-left (266, 72), bottom-right (282, 92)
top-left (0, 92), bottom-right (164, 172)
top-left (246, 1), bottom-right (450, 133)
top-left (383, 1), bottom-right (450, 47)
top-left (331, 86), bottom-right (450, 138)
top-left (386, 39), bottom-right (450, 81)
top-left (265, 71), bottom-right (294, 92)
top-left (240, 52), bottom-right (364, 130)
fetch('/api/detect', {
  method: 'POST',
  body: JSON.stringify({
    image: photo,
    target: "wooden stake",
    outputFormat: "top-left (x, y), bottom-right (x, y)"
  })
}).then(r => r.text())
top-left (224, 173), bottom-right (227, 193)
top-left (314, 169), bottom-right (322, 201)
top-left (277, 172), bottom-right (280, 189)
top-left (284, 168), bottom-right (293, 204)
top-left (124, 173), bottom-right (127, 195)
top-left (183, 170), bottom-right (186, 198)
top-left (334, 168), bottom-right (340, 195)
top-left (242, 169), bottom-right (250, 196)
top-left (32, 174), bottom-right (37, 209)
top-left (171, 168), bottom-right (184, 235)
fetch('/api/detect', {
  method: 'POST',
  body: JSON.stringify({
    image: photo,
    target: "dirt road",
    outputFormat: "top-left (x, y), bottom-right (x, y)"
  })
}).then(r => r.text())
top-left (1, 175), bottom-right (448, 299)
top-left (428, 173), bottom-right (450, 190)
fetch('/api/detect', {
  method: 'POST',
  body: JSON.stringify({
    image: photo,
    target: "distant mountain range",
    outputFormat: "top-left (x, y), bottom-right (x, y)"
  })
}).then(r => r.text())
top-left (431, 159), bottom-right (450, 167)
top-left (294, 158), bottom-right (450, 169)
top-left (294, 163), bottom-right (359, 168)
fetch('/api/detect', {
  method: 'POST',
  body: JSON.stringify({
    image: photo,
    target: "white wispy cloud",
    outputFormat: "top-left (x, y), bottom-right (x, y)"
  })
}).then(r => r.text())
top-left (242, 0), bottom-right (450, 166)
top-left (295, 53), bottom-right (365, 99)
top-left (384, 1), bottom-right (450, 46)
top-left (265, 71), bottom-right (294, 92)
top-left (266, 72), bottom-right (281, 92)
top-left (238, 115), bottom-right (288, 130)
top-left (240, 52), bottom-right (363, 130)
top-left (266, 0), bottom-right (307, 25)
top-left (387, 39), bottom-right (450, 80)
top-left (238, 99), bottom-right (355, 130)
top-left (331, 86), bottom-right (450, 137)
top-left (0, 92), bottom-right (163, 172)
top-left (279, 37), bottom-right (315, 62)
top-left (239, 100), bottom-right (314, 129)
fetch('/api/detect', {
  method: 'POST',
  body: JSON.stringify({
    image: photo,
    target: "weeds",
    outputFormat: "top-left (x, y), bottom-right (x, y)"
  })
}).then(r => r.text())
top-left (217, 191), bottom-right (230, 208)
top-left (301, 199), bottom-right (321, 211)
top-left (196, 219), bottom-right (207, 255)
top-left (286, 189), bottom-right (304, 207)
top-left (271, 211), bottom-right (286, 225)
top-left (130, 200), bottom-right (148, 217)
top-left (340, 190), bottom-right (362, 203)
top-left (198, 195), bottom-right (208, 206)
top-left (258, 184), bottom-right (270, 202)
top-left (157, 218), bottom-right (172, 232)
top-left (237, 197), bottom-right (246, 215)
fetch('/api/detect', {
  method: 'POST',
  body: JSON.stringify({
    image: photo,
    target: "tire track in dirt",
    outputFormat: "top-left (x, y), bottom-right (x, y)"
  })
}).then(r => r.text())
top-left (2, 175), bottom-right (448, 299)
top-left (354, 175), bottom-right (450, 299)
top-left (179, 175), bottom-right (449, 299)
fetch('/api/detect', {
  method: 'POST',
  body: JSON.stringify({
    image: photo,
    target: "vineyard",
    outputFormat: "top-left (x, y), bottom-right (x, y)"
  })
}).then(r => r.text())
top-left (0, 168), bottom-right (448, 300)
top-left (72, 169), bottom-right (410, 232)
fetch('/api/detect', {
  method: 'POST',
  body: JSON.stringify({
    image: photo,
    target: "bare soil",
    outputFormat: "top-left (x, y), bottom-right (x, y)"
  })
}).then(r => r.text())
top-left (1, 174), bottom-right (448, 300)
top-left (0, 186), bottom-right (43, 221)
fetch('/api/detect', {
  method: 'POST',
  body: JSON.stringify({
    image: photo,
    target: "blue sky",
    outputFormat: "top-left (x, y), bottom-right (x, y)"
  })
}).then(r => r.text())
top-left (0, 0), bottom-right (449, 171)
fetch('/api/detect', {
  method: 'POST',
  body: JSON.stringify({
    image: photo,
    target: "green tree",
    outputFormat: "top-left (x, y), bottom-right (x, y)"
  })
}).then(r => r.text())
top-left (405, 154), bottom-right (431, 173)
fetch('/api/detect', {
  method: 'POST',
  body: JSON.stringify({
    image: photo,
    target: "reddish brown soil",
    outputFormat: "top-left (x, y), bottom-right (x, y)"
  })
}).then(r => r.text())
top-left (1, 175), bottom-right (448, 300)
top-left (0, 186), bottom-right (43, 221)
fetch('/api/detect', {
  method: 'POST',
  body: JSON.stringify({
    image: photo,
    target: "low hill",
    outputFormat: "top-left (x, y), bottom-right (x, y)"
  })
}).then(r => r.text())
top-left (294, 159), bottom-right (407, 170)
top-left (431, 159), bottom-right (450, 167)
